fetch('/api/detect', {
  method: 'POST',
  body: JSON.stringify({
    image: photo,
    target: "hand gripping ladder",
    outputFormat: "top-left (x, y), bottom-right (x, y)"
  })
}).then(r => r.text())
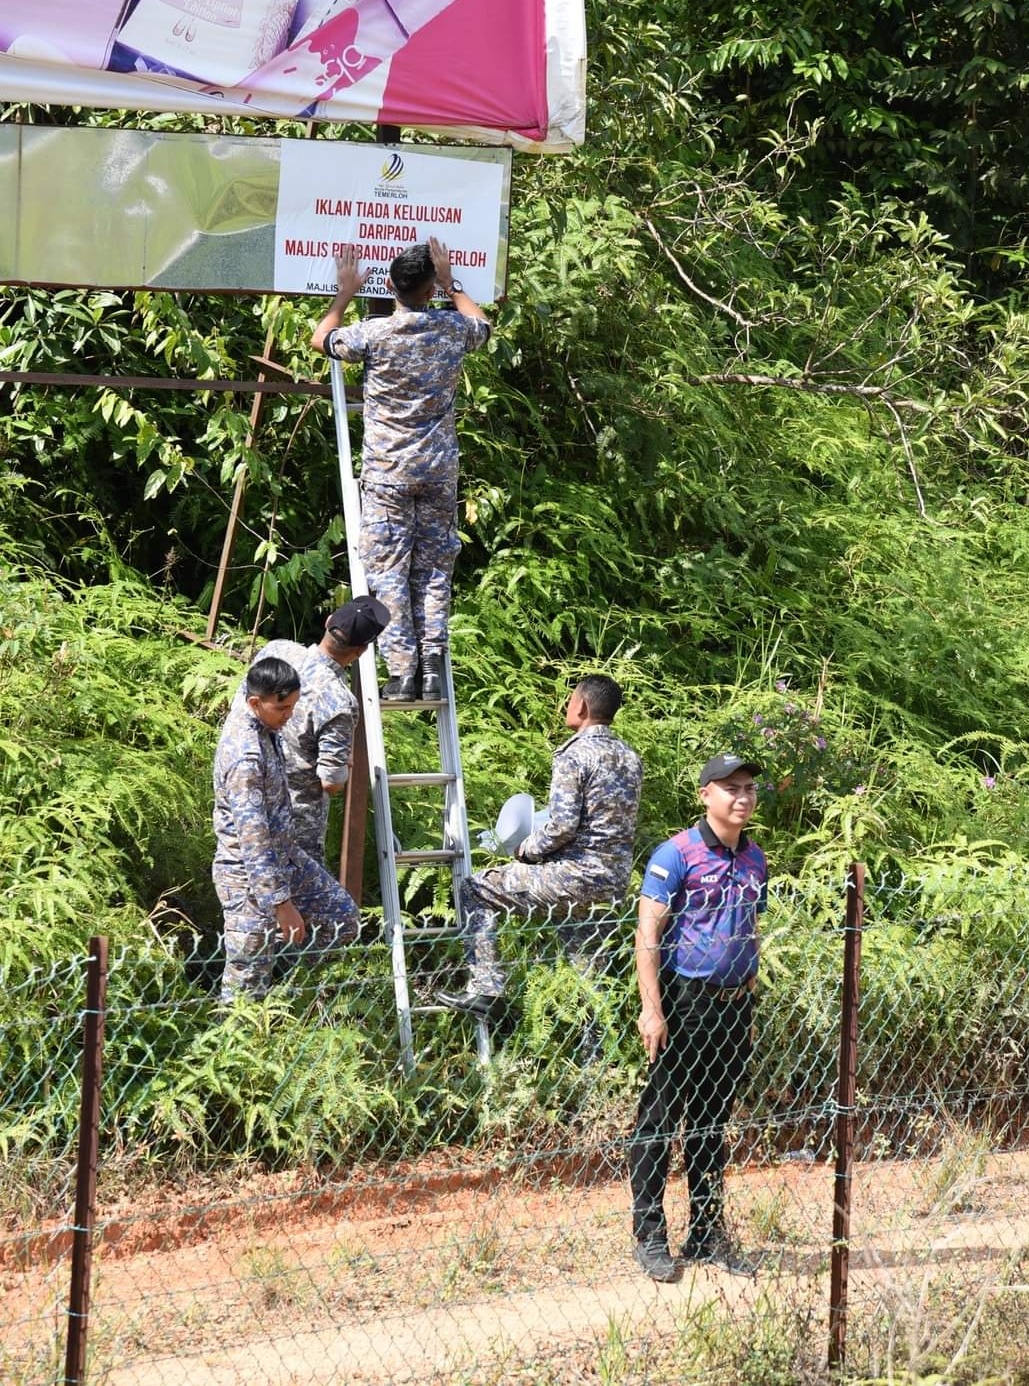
top-left (329, 358), bottom-right (490, 1070)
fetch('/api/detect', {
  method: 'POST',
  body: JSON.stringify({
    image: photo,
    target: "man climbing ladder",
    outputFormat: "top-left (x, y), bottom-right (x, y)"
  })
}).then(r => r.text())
top-left (311, 239), bottom-right (491, 701)
top-left (315, 241), bottom-right (491, 1068)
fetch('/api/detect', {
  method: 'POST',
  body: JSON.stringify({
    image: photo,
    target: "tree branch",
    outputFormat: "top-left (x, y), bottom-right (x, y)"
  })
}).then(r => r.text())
top-left (643, 217), bottom-right (755, 329)
top-left (881, 394), bottom-right (927, 518)
top-left (684, 370), bottom-right (932, 413)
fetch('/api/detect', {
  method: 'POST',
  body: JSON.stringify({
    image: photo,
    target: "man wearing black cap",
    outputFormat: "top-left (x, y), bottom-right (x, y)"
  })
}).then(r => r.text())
top-left (232, 597), bottom-right (390, 862)
top-left (629, 752), bottom-right (767, 1282)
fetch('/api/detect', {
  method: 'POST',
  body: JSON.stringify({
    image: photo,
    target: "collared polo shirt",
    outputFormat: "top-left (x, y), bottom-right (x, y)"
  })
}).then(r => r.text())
top-left (640, 818), bottom-right (767, 986)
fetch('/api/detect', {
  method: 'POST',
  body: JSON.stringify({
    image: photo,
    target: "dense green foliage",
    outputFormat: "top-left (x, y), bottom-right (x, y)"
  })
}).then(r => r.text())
top-left (670, 0), bottom-right (1029, 269)
top-left (2, 0), bottom-right (1028, 1180)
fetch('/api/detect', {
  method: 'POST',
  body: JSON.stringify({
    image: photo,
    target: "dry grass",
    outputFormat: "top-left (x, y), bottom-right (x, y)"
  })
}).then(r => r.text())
top-left (4, 1141), bottom-right (1029, 1385)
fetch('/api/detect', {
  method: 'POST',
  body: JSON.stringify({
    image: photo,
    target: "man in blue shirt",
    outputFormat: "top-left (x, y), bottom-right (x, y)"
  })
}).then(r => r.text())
top-left (629, 752), bottom-right (767, 1281)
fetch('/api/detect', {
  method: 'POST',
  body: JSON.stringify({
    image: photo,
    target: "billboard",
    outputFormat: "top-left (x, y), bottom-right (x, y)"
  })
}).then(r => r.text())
top-left (0, 0), bottom-right (586, 153)
top-left (0, 125), bottom-right (511, 296)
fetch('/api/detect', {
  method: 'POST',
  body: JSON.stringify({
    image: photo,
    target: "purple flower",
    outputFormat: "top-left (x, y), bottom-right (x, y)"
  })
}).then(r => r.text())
top-left (753, 714), bottom-right (763, 726)
top-left (762, 727), bottom-right (776, 740)
top-left (853, 785), bottom-right (866, 796)
top-left (815, 736), bottom-right (827, 750)
top-left (784, 702), bottom-right (796, 713)
top-left (981, 775), bottom-right (996, 790)
top-left (775, 680), bottom-right (788, 694)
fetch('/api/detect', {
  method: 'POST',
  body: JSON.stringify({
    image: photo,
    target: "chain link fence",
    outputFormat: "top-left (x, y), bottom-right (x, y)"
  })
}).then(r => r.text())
top-left (3, 867), bottom-right (1028, 1385)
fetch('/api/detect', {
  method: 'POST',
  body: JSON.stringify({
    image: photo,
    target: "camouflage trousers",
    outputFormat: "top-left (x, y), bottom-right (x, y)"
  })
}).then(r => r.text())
top-left (287, 773), bottom-right (330, 864)
top-left (457, 861), bottom-right (623, 998)
top-left (359, 481), bottom-right (461, 677)
top-left (216, 850), bottom-right (360, 1002)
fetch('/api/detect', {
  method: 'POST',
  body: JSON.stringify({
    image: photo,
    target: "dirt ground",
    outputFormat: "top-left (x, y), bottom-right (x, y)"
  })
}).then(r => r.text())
top-left (5, 1148), bottom-right (1029, 1384)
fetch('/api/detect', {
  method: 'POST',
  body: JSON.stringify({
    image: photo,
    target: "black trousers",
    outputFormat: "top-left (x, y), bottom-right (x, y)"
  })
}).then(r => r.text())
top-left (629, 973), bottom-right (754, 1244)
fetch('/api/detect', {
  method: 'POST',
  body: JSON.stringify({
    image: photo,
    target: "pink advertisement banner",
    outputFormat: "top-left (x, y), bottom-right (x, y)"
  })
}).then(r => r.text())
top-left (0, 0), bottom-right (585, 152)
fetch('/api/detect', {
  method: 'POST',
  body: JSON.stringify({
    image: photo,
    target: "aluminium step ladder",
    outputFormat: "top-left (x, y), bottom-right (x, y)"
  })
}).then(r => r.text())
top-left (329, 357), bottom-right (490, 1070)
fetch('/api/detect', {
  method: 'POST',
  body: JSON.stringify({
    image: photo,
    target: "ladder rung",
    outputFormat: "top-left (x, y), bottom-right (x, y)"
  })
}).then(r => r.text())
top-left (379, 697), bottom-right (445, 710)
top-left (411, 1002), bottom-right (478, 1015)
top-left (394, 849), bottom-right (459, 864)
top-left (388, 772), bottom-right (456, 787)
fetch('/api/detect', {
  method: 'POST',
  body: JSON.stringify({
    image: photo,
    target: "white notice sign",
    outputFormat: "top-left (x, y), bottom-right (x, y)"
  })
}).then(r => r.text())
top-left (274, 140), bottom-right (509, 300)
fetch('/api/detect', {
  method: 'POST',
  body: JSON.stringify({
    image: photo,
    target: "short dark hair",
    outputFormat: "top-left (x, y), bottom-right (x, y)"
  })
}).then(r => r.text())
top-left (576, 673), bottom-right (623, 722)
top-left (390, 243), bottom-right (435, 300)
top-left (246, 657), bottom-right (300, 701)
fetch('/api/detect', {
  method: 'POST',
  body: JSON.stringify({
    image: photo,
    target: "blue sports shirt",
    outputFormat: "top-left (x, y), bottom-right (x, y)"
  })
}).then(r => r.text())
top-left (639, 819), bottom-right (767, 986)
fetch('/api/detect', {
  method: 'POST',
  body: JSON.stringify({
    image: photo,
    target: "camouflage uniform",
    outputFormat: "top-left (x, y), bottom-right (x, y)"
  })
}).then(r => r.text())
top-left (213, 703), bottom-right (360, 1002)
top-left (461, 725), bottom-right (644, 997)
top-left (327, 306), bottom-right (490, 677)
top-left (231, 639), bottom-right (358, 862)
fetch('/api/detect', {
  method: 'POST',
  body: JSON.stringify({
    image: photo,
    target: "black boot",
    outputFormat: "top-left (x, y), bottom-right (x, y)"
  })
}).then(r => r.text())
top-left (436, 986), bottom-right (506, 1018)
top-left (420, 653), bottom-right (443, 701)
top-left (381, 673), bottom-right (418, 702)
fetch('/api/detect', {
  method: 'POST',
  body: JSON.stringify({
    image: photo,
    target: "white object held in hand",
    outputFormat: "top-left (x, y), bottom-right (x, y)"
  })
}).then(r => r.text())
top-left (476, 793), bottom-right (534, 857)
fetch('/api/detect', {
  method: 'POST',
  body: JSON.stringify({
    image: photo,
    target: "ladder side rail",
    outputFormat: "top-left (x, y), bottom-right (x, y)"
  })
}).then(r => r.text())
top-left (330, 359), bottom-right (415, 1072)
top-left (374, 763), bottom-right (416, 1068)
top-left (437, 650), bottom-right (473, 906)
top-left (437, 651), bottom-right (490, 1064)
top-left (330, 357), bottom-right (368, 598)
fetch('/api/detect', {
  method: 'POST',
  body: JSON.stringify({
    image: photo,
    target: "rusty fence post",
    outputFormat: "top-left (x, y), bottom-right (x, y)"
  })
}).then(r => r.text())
top-left (63, 936), bottom-right (108, 1385)
top-left (829, 863), bottom-right (865, 1373)
top-left (205, 324), bottom-right (278, 642)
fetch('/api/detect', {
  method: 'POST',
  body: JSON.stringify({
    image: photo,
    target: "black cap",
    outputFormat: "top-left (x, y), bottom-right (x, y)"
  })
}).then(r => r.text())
top-left (326, 596), bottom-right (390, 648)
top-left (699, 752), bottom-right (762, 787)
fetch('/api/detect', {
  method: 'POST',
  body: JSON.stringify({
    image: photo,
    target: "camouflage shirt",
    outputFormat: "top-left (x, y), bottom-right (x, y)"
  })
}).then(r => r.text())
top-left (212, 704), bottom-right (295, 910)
top-left (232, 640), bottom-right (358, 792)
top-left (326, 306), bottom-right (491, 488)
top-left (518, 725), bottom-right (643, 891)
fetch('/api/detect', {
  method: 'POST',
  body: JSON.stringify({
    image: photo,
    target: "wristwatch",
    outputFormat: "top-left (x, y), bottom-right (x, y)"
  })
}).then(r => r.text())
top-left (444, 279), bottom-right (463, 296)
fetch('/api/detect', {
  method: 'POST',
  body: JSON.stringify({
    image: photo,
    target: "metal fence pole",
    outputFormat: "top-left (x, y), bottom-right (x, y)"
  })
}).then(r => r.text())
top-left (63, 937), bottom-right (108, 1386)
top-left (829, 863), bottom-right (865, 1372)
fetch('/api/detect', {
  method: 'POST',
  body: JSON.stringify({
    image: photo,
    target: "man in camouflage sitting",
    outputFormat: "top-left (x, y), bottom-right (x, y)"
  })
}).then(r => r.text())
top-left (438, 674), bottom-right (643, 1016)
